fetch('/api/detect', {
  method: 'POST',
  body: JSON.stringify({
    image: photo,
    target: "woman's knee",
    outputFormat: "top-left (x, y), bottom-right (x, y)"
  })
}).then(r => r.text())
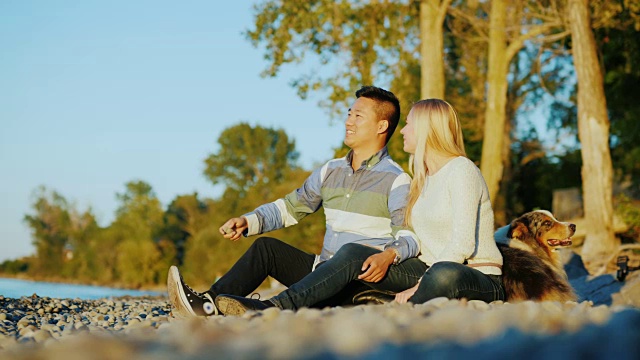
top-left (422, 262), bottom-right (466, 295)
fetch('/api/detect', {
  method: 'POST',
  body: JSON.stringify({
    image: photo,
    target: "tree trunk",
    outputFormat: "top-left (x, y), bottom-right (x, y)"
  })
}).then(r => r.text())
top-left (567, 0), bottom-right (617, 273)
top-left (420, 0), bottom-right (449, 99)
top-left (480, 0), bottom-right (509, 204)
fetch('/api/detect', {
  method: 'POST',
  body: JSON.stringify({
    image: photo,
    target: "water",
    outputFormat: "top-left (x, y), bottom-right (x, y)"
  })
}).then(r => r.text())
top-left (0, 277), bottom-right (162, 299)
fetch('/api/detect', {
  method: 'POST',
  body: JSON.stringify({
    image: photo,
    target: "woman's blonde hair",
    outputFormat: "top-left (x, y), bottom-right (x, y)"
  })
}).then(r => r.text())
top-left (405, 99), bottom-right (467, 227)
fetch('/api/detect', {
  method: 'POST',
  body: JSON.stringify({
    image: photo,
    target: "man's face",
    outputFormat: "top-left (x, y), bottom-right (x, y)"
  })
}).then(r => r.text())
top-left (344, 97), bottom-right (381, 149)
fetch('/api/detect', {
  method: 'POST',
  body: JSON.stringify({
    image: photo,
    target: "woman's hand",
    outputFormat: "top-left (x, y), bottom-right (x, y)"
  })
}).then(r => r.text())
top-left (357, 249), bottom-right (396, 283)
top-left (395, 283), bottom-right (419, 304)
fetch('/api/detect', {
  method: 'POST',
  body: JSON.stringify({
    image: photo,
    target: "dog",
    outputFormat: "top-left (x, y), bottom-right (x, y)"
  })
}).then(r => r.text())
top-left (497, 210), bottom-right (577, 302)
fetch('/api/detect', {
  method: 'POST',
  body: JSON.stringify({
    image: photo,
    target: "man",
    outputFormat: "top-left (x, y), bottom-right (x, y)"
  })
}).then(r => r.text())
top-left (168, 86), bottom-right (420, 317)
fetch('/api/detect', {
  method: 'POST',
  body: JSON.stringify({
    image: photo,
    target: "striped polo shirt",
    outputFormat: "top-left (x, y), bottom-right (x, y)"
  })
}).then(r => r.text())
top-left (243, 146), bottom-right (420, 265)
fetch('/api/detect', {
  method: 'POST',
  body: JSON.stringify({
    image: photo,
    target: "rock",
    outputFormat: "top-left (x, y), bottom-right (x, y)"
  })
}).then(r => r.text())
top-left (259, 307), bottom-right (282, 321)
top-left (468, 300), bottom-right (490, 311)
top-left (16, 317), bottom-right (32, 329)
top-left (422, 297), bottom-right (450, 308)
top-left (32, 329), bottom-right (52, 343)
top-left (18, 325), bottom-right (36, 337)
top-left (40, 324), bottom-right (58, 332)
top-left (74, 322), bottom-right (88, 331)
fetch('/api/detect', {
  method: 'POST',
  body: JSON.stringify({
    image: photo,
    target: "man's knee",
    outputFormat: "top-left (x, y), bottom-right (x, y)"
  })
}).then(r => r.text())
top-left (252, 236), bottom-right (282, 250)
top-left (334, 243), bottom-right (372, 259)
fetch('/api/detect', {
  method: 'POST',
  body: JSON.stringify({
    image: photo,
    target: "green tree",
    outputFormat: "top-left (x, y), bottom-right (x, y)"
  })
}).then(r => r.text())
top-left (24, 187), bottom-right (73, 276)
top-left (247, 0), bottom-right (421, 118)
top-left (203, 123), bottom-right (300, 208)
top-left (110, 180), bottom-right (165, 287)
top-left (595, 3), bottom-right (640, 192)
top-left (89, 227), bottom-right (121, 283)
top-left (160, 193), bottom-right (217, 265)
top-left (61, 208), bottom-right (100, 280)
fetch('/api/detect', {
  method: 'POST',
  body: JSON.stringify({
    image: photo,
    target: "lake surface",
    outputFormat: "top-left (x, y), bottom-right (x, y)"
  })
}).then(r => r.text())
top-left (0, 277), bottom-right (162, 299)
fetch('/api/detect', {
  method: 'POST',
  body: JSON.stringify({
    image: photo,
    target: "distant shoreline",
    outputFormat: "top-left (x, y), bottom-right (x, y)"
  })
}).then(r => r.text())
top-left (0, 273), bottom-right (166, 293)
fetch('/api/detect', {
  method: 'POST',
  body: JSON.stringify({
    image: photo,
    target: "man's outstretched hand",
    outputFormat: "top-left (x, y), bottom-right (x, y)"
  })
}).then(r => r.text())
top-left (357, 249), bottom-right (396, 283)
top-left (219, 217), bottom-right (248, 241)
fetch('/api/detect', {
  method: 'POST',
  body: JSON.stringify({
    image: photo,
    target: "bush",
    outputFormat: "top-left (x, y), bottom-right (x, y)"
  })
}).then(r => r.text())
top-left (0, 258), bottom-right (30, 274)
top-left (615, 194), bottom-right (640, 241)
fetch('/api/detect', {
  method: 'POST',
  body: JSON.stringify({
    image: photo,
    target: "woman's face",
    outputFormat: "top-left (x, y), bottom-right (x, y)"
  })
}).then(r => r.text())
top-left (400, 109), bottom-right (417, 154)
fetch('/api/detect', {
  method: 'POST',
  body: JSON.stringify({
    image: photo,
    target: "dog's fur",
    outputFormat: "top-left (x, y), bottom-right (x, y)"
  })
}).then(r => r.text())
top-left (498, 210), bottom-right (577, 302)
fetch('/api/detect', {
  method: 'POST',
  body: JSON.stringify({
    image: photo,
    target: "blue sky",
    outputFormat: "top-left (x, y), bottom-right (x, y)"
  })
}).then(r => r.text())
top-left (0, 1), bottom-right (346, 262)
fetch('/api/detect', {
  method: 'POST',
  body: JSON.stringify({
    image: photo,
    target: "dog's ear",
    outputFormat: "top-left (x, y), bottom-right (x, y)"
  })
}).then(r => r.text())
top-left (507, 219), bottom-right (530, 240)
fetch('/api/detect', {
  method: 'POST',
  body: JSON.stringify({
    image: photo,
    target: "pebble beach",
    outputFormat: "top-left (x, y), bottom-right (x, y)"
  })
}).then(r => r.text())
top-left (2, 271), bottom-right (640, 359)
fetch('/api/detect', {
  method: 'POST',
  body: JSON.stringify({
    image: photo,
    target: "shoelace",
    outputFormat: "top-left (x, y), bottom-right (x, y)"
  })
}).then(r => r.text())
top-left (249, 293), bottom-right (261, 300)
top-left (180, 275), bottom-right (200, 295)
top-left (180, 275), bottom-right (218, 315)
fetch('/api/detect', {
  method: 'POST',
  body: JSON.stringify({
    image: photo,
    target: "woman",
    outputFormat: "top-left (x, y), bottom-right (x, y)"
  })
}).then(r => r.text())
top-left (214, 99), bottom-right (504, 314)
top-left (394, 98), bottom-right (504, 304)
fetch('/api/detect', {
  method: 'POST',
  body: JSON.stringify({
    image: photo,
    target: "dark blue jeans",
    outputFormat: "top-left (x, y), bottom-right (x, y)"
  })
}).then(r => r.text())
top-left (270, 243), bottom-right (428, 310)
top-left (409, 261), bottom-right (505, 304)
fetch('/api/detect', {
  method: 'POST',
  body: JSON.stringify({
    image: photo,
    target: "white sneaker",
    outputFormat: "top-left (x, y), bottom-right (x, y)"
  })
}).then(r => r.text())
top-left (167, 266), bottom-right (218, 317)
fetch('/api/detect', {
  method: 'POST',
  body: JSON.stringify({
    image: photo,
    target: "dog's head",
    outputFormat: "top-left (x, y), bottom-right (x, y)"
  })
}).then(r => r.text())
top-left (507, 210), bottom-right (576, 251)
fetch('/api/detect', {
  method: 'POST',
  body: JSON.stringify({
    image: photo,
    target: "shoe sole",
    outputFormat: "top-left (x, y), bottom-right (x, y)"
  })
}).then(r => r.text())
top-left (167, 266), bottom-right (197, 318)
top-left (214, 297), bottom-right (250, 317)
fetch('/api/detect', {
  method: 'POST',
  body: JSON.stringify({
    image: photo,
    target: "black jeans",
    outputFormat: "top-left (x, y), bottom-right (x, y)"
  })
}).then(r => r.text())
top-left (270, 243), bottom-right (428, 310)
top-left (269, 243), bottom-right (505, 310)
top-left (207, 237), bottom-right (370, 307)
top-left (208, 237), bottom-right (315, 297)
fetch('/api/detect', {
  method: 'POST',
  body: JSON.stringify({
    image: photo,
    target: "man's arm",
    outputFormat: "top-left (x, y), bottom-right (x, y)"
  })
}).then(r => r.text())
top-left (358, 172), bottom-right (421, 283)
top-left (384, 173), bottom-right (421, 263)
top-left (240, 164), bottom-right (326, 237)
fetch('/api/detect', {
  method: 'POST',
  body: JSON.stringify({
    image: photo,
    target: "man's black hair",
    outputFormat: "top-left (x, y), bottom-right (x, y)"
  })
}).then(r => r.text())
top-left (355, 86), bottom-right (401, 143)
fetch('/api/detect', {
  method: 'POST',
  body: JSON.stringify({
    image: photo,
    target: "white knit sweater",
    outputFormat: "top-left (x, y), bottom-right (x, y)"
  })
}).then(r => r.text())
top-left (411, 156), bottom-right (502, 275)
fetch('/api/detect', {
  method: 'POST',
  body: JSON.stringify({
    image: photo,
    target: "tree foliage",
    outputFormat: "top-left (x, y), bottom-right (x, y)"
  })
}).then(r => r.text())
top-left (204, 123), bottom-right (300, 202)
top-left (246, 0), bottom-right (419, 118)
top-left (111, 181), bottom-right (165, 286)
top-left (24, 187), bottom-right (78, 275)
top-left (597, 9), bottom-right (640, 191)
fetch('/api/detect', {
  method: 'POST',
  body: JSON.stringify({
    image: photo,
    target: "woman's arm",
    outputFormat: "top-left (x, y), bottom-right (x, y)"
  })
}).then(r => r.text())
top-left (437, 161), bottom-right (484, 263)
